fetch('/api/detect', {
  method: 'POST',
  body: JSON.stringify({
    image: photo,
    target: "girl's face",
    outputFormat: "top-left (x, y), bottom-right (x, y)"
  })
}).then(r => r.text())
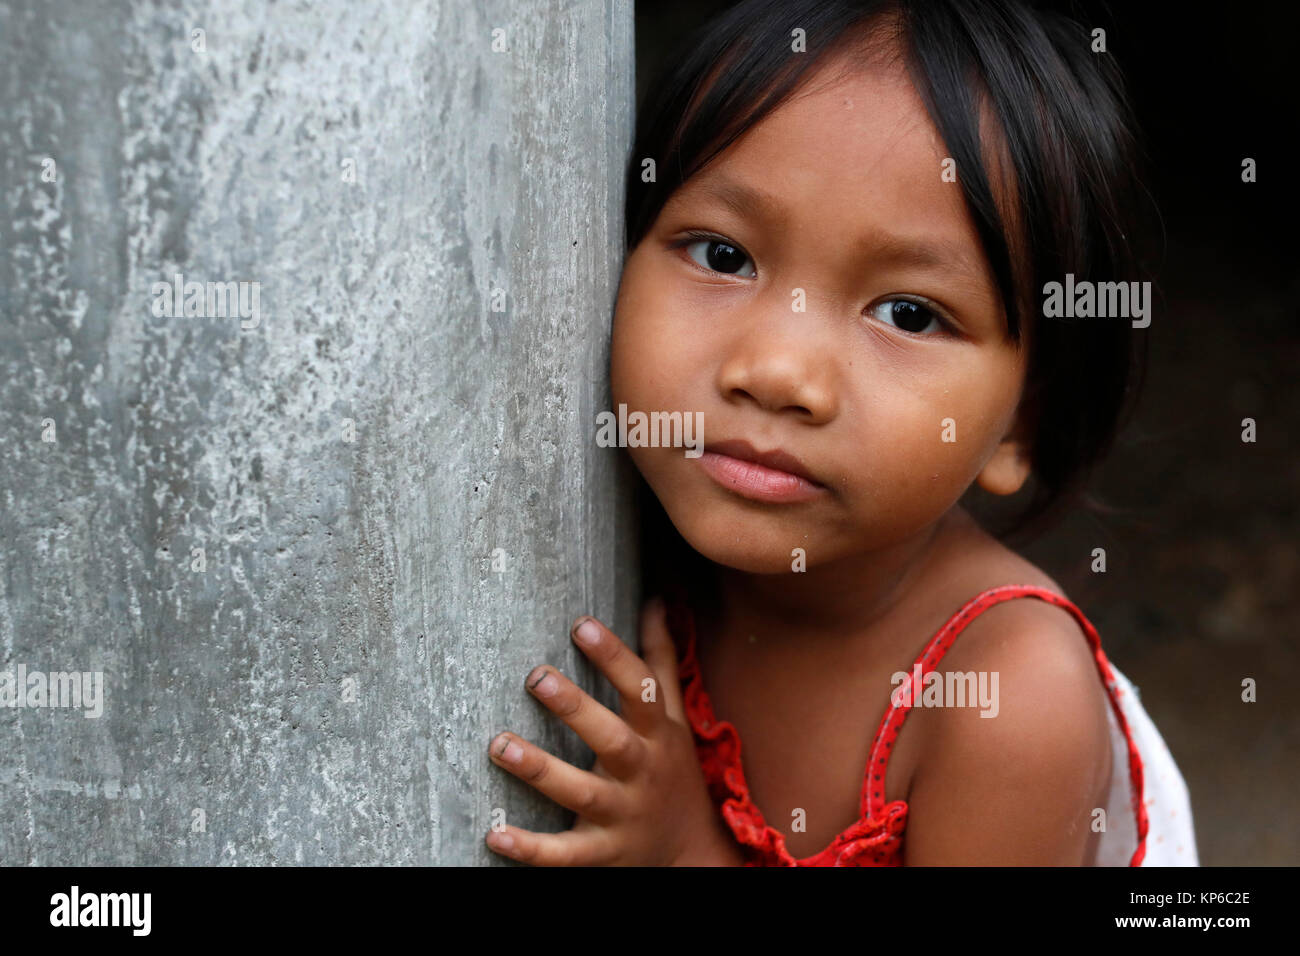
top-left (611, 53), bottom-right (1030, 575)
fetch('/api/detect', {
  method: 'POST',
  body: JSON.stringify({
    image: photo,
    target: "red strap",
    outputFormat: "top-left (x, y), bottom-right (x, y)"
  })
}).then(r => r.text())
top-left (860, 584), bottom-right (1149, 866)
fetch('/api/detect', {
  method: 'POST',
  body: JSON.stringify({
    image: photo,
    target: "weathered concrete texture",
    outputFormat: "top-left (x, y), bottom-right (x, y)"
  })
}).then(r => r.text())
top-left (0, 0), bottom-right (636, 863)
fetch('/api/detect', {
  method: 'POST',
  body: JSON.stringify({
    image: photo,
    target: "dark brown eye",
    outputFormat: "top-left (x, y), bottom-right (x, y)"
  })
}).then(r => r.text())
top-left (684, 237), bottom-right (755, 277)
top-left (869, 299), bottom-right (944, 335)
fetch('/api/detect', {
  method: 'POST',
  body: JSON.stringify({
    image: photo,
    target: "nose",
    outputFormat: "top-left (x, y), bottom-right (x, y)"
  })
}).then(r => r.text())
top-left (715, 325), bottom-right (838, 423)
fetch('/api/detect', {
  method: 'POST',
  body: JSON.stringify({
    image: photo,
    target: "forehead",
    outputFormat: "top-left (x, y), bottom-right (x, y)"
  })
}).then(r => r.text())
top-left (756, 53), bottom-right (951, 196)
top-left (668, 50), bottom-right (1000, 286)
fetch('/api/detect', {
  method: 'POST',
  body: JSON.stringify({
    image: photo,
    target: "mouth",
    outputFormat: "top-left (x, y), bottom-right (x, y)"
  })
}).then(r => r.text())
top-left (697, 438), bottom-right (827, 504)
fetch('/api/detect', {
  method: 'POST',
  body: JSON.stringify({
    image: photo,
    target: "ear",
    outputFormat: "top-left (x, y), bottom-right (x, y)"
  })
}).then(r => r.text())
top-left (976, 433), bottom-right (1031, 496)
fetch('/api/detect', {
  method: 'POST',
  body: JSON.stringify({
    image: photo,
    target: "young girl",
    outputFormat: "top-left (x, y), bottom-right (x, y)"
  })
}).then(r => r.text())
top-left (484, 0), bottom-right (1198, 865)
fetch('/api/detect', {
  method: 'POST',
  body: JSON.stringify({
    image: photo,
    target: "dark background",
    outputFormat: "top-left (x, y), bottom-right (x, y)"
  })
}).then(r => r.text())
top-left (635, 1), bottom-right (1298, 865)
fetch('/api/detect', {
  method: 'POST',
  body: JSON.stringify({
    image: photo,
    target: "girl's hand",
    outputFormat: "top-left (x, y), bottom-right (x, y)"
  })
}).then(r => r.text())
top-left (484, 597), bottom-right (744, 866)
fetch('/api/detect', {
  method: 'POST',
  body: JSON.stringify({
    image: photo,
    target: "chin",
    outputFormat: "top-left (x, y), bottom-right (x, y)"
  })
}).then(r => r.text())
top-left (661, 494), bottom-right (816, 575)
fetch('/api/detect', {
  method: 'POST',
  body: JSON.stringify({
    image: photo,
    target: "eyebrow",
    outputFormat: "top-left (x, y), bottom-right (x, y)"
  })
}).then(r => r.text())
top-left (676, 174), bottom-right (992, 287)
top-left (682, 176), bottom-right (784, 223)
top-left (868, 233), bottom-right (990, 286)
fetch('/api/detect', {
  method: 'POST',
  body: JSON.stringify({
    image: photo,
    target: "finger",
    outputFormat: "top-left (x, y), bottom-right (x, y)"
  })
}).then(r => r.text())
top-left (525, 665), bottom-right (647, 778)
top-left (635, 597), bottom-right (686, 724)
top-left (570, 614), bottom-right (664, 731)
top-left (485, 823), bottom-right (617, 867)
top-left (488, 731), bottom-right (621, 820)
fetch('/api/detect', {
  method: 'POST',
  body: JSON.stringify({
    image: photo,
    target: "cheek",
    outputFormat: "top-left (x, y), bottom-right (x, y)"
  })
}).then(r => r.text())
top-left (836, 358), bottom-right (1020, 508)
top-left (610, 269), bottom-right (708, 413)
top-left (610, 314), bottom-right (667, 421)
top-left (610, 258), bottom-right (653, 400)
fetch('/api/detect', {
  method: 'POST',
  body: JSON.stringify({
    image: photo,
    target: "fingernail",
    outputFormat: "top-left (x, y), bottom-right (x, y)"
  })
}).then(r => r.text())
top-left (490, 733), bottom-right (522, 763)
top-left (528, 668), bottom-right (559, 698)
top-left (573, 618), bottom-right (601, 646)
top-left (488, 831), bottom-right (514, 851)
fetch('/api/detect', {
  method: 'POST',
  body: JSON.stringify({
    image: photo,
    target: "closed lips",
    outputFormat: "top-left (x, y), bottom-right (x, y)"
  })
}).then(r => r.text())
top-left (703, 439), bottom-right (822, 485)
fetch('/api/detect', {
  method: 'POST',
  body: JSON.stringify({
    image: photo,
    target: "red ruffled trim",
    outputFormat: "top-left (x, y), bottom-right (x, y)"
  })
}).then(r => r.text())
top-left (667, 602), bottom-right (908, 867)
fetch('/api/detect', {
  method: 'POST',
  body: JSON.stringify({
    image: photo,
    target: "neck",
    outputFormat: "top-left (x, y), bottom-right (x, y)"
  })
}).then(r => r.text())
top-left (704, 509), bottom-right (968, 644)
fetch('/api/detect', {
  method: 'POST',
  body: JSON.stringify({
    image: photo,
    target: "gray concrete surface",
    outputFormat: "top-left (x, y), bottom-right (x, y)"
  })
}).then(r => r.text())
top-left (0, 0), bottom-right (637, 864)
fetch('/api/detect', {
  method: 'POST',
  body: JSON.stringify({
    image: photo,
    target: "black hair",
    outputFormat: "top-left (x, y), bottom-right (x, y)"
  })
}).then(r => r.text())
top-left (624, 0), bottom-right (1154, 570)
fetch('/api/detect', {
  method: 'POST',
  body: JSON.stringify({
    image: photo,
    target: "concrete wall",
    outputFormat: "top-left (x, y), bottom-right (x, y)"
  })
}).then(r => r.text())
top-left (0, 0), bottom-right (637, 864)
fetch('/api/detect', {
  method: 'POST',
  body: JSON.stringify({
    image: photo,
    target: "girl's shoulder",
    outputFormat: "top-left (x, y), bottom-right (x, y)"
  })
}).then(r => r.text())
top-left (919, 513), bottom-right (1102, 689)
top-left (899, 515), bottom-right (1118, 862)
top-left (907, 508), bottom-right (1115, 760)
